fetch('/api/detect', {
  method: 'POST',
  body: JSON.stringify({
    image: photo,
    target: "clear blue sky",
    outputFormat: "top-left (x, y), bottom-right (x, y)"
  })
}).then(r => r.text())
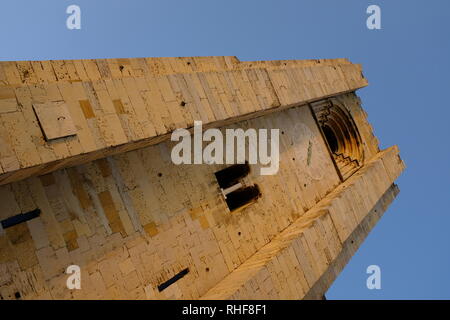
top-left (1, 0), bottom-right (449, 299)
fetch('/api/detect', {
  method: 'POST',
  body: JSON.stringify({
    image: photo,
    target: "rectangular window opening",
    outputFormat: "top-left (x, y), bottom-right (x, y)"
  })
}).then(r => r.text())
top-left (225, 185), bottom-right (261, 212)
top-left (214, 163), bottom-right (250, 189)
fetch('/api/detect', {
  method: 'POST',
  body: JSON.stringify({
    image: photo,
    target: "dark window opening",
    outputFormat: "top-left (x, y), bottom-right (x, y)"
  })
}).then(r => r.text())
top-left (322, 126), bottom-right (339, 153)
top-left (214, 163), bottom-right (250, 189)
top-left (1, 209), bottom-right (41, 229)
top-left (226, 185), bottom-right (261, 212)
top-left (157, 268), bottom-right (189, 292)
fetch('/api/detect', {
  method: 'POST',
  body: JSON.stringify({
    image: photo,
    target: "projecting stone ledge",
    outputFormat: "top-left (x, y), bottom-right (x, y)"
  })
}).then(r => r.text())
top-left (0, 56), bottom-right (367, 185)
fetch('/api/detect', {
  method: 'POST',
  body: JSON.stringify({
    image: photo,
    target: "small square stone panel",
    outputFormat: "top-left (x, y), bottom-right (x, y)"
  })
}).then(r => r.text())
top-left (33, 101), bottom-right (77, 140)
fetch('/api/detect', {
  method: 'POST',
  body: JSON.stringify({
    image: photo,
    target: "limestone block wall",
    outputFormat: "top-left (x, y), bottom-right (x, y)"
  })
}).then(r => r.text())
top-left (0, 101), bottom-right (347, 300)
top-left (0, 56), bottom-right (367, 186)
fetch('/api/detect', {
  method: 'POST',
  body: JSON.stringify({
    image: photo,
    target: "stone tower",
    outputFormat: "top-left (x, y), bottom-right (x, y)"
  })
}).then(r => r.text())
top-left (0, 56), bottom-right (404, 299)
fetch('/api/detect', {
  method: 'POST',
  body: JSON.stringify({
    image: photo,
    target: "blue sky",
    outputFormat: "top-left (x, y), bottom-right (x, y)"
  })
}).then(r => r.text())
top-left (1, 0), bottom-right (449, 299)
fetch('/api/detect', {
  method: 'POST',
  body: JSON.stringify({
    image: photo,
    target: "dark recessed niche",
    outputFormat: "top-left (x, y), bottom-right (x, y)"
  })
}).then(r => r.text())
top-left (157, 173), bottom-right (163, 177)
top-left (157, 268), bottom-right (189, 292)
top-left (14, 292), bottom-right (21, 299)
top-left (180, 101), bottom-right (186, 107)
top-left (205, 267), bottom-right (210, 272)
top-left (215, 163), bottom-right (250, 189)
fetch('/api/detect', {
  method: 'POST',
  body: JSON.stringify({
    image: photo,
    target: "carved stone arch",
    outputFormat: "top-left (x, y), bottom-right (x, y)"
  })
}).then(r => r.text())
top-left (311, 99), bottom-right (364, 180)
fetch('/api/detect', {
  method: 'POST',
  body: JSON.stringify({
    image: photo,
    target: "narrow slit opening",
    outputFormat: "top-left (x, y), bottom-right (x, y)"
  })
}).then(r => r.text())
top-left (0, 208), bottom-right (41, 229)
top-left (157, 268), bottom-right (189, 292)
